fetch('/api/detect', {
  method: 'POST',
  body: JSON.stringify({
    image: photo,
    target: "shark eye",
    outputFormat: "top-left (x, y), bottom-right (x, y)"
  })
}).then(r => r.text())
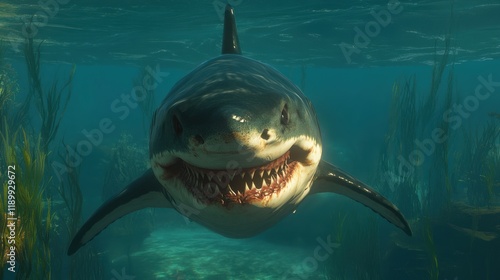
top-left (280, 104), bottom-right (289, 125)
top-left (172, 115), bottom-right (183, 135)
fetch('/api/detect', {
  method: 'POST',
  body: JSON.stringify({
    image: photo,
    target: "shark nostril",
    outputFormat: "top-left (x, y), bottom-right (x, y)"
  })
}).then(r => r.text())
top-left (194, 134), bottom-right (205, 145)
top-left (260, 129), bottom-right (270, 140)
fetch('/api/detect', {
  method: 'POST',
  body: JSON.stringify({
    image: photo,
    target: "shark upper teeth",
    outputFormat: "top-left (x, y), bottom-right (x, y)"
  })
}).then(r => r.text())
top-left (216, 173), bottom-right (224, 182)
top-left (177, 149), bottom-right (296, 203)
top-left (208, 184), bottom-right (219, 195)
top-left (264, 177), bottom-right (272, 186)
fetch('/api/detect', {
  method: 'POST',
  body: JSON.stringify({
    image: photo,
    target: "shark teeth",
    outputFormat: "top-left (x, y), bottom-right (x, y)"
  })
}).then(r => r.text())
top-left (177, 150), bottom-right (296, 204)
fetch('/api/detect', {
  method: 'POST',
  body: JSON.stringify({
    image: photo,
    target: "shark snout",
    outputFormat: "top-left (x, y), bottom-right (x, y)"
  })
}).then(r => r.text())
top-left (174, 118), bottom-right (280, 169)
top-left (188, 127), bottom-right (277, 154)
top-left (179, 126), bottom-right (284, 169)
top-left (174, 104), bottom-right (276, 153)
top-left (191, 128), bottom-right (274, 144)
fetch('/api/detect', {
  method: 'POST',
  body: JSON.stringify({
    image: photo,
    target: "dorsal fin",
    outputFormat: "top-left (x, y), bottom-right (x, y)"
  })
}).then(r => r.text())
top-left (222, 4), bottom-right (241, 55)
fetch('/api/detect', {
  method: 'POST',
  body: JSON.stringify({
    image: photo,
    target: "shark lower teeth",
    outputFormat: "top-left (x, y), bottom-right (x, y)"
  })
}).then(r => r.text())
top-left (178, 150), bottom-right (296, 204)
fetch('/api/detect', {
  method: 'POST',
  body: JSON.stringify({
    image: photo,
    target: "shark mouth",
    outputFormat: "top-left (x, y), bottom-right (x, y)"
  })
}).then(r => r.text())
top-left (157, 146), bottom-right (310, 205)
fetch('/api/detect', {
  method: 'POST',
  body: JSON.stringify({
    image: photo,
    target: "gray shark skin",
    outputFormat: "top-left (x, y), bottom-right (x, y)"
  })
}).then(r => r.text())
top-left (68, 5), bottom-right (411, 256)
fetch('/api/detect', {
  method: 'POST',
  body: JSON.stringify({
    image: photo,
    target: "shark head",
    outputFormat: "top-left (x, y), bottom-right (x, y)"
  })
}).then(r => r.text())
top-left (149, 54), bottom-right (322, 237)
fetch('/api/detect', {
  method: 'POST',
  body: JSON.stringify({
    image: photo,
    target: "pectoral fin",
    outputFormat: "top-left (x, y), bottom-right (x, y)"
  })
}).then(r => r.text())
top-left (67, 169), bottom-right (173, 255)
top-left (310, 160), bottom-right (412, 236)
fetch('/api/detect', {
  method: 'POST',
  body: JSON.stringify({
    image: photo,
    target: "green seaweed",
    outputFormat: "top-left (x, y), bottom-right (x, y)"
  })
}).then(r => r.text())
top-left (484, 150), bottom-right (498, 200)
top-left (0, 42), bottom-right (53, 279)
top-left (427, 67), bottom-right (455, 214)
top-left (419, 0), bottom-right (453, 129)
top-left (376, 3), bottom-right (454, 218)
top-left (374, 5), bottom-right (457, 278)
top-left (1, 27), bottom-right (76, 279)
top-left (57, 143), bottom-right (83, 244)
top-left (424, 219), bottom-right (439, 280)
top-left (442, 69), bottom-right (455, 199)
top-left (377, 75), bottom-right (421, 218)
top-left (459, 122), bottom-right (500, 205)
top-left (326, 209), bottom-right (381, 280)
top-left (0, 125), bottom-right (52, 279)
top-left (0, 46), bottom-right (20, 135)
top-left (489, 112), bottom-right (500, 120)
top-left (100, 133), bottom-right (152, 276)
top-left (102, 133), bottom-right (149, 200)
top-left (23, 34), bottom-right (75, 154)
top-left (58, 143), bottom-right (103, 279)
top-left (133, 68), bottom-right (156, 135)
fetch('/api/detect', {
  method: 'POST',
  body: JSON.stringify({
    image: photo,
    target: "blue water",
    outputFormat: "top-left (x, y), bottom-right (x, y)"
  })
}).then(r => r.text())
top-left (1, 1), bottom-right (500, 279)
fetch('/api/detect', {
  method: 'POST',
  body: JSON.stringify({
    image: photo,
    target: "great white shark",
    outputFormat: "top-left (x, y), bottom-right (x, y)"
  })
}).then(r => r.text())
top-left (68, 5), bottom-right (411, 255)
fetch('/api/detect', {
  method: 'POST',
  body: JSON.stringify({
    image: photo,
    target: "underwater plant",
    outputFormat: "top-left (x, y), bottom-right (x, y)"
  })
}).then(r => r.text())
top-left (0, 44), bottom-right (53, 279)
top-left (0, 125), bottom-right (52, 279)
top-left (99, 133), bottom-right (152, 275)
top-left (57, 143), bottom-right (83, 246)
top-left (133, 67), bottom-right (157, 135)
top-left (423, 219), bottom-right (439, 280)
top-left (325, 209), bottom-right (381, 280)
top-left (58, 143), bottom-right (104, 279)
top-left (102, 133), bottom-right (149, 200)
top-left (0, 46), bottom-right (20, 135)
top-left (485, 139), bottom-right (500, 198)
top-left (325, 212), bottom-right (347, 279)
top-left (419, 33), bottom-right (452, 128)
top-left (458, 122), bottom-right (500, 205)
top-left (0, 163), bottom-right (14, 279)
top-left (1, 27), bottom-right (78, 278)
top-left (23, 34), bottom-right (75, 154)
top-left (376, 0), bottom-right (455, 211)
top-left (376, 75), bottom-right (421, 218)
top-left (376, 9), bottom-right (454, 218)
top-left (374, 7), bottom-right (458, 278)
top-left (489, 112), bottom-right (500, 120)
top-left (427, 68), bottom-right (455, 213)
